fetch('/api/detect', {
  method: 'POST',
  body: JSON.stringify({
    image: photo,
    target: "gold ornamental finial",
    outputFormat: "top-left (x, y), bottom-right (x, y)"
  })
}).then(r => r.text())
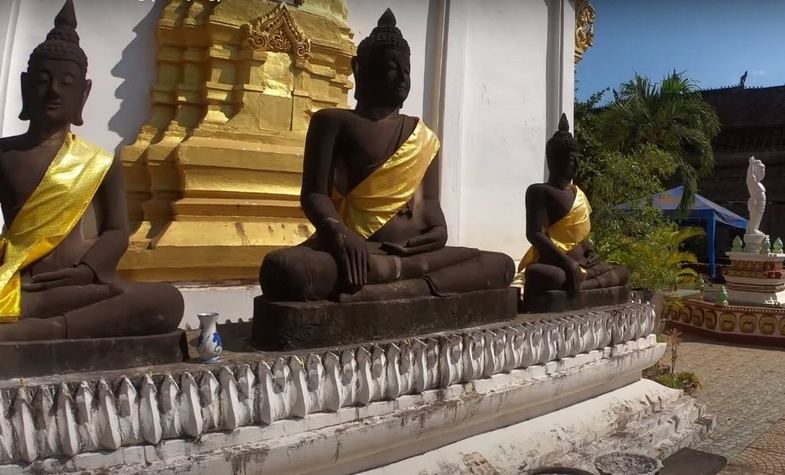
top-left (242, 2), bottom-right (311, 59)
top-left (575, 0), bottom-right (596, 64)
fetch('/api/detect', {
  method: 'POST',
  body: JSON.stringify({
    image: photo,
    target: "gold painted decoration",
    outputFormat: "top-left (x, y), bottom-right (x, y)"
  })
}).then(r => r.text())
top-left (704, 310), bottom-right (717, 330)
top-left (574, 0), bottom-right (595, 64)
top-left (719, 313), bottom-right (735, 332)
top-left (242, 2), bottom-right (311, 59)
top-left (0, 134), bottom-right (113, 320)
top-left (119, 0), bottom-right (355, 282)
top-left (760, 315), bottom-right (776, 335)
top-left (739, 314), bottom-right (756, 333)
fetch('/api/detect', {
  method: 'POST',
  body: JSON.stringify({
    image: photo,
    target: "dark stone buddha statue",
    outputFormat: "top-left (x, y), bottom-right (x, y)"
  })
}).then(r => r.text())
top-left (0, 0), bottom-right (184, 343)
top-left (253, 10), bottom-right (516, 349)
top-left (518, 114), bottom-right (630, 312)
top-left (260, 9), bottom-right (514, 303)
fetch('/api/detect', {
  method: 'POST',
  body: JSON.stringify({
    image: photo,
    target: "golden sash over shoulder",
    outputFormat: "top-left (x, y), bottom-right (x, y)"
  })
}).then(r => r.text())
top-left (0, 133), bottom-right (113, 321)
top-left (517, 185), bottom-right (592, 274)
top-left (336, 119), bottom-right (440, 239)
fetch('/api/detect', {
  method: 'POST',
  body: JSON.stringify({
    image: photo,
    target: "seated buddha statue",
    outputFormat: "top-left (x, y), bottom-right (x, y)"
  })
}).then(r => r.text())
top-left (0, 0), bottom-right (183, 342)
top-left (518, 114), bottom-right (629, 312)
top-left (260, 9), bottom-right (514, 303)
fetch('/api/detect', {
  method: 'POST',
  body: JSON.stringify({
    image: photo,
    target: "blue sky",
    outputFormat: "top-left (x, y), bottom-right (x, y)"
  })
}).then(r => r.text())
top-left (576, 0), bottom-right (785, 101)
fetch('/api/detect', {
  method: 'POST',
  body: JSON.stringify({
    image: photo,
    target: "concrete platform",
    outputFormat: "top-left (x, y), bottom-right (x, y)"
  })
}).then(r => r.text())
top-left (0, 331), bottom-right (189, 379)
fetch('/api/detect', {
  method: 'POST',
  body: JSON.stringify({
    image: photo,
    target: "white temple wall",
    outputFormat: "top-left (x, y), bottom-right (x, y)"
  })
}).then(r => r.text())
top-left (0, 0), bottom-right (574, 259)
top-left (0, 0), bottom-right (161, 155)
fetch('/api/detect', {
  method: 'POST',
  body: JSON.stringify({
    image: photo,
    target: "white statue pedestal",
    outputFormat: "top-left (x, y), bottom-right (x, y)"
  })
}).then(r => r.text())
top-left (724, 251), bottom-right (785, 306)
top-left (743, 233), bottom-right (767, 253)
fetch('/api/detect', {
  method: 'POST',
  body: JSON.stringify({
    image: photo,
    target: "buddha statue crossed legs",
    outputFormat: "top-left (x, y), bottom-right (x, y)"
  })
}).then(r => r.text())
top-left (260, 9), bottom-right (514, 304)
top-left (518, 114), bottom-right (630, 312)
top-left (0, 0), bottom-right (183, 342)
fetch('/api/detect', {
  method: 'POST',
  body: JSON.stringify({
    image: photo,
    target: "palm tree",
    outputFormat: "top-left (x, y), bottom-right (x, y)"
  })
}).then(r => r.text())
top-left (597, 72), bottom-right (720, 211)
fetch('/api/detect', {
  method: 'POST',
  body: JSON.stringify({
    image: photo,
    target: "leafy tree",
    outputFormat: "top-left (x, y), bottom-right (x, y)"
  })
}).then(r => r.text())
top-left (574, 73), bottom-right (712, 291)
top-left (596, 71), bottom-right (720, 211)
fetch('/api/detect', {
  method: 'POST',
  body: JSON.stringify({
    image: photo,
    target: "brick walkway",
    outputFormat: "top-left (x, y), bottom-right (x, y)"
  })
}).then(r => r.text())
top-left (664, 334), bottom-right (785, 474)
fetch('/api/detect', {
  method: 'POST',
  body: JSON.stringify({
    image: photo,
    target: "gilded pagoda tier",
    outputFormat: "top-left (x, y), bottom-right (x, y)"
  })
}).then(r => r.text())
top-left (118, 0), bottom-right (355, 282)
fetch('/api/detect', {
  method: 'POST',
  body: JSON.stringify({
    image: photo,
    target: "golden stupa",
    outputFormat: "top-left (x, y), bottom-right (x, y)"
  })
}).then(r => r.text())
top-left (119, 0), bottom-right (355, 282)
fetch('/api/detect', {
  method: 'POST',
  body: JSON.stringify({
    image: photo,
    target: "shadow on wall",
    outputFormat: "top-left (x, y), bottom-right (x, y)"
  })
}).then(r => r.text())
top-left (107, 1), bottom-right (164, 156)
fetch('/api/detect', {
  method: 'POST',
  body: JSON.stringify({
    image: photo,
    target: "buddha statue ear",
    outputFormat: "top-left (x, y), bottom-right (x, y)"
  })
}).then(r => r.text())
top-left (18, 72), bottom-right (31, 121)
top-left (72, 78), bottom-right (91, 126)
top-left (351, 57), bottom-right (361, 79)
top-left (351, 57), bottom-right (366, 102)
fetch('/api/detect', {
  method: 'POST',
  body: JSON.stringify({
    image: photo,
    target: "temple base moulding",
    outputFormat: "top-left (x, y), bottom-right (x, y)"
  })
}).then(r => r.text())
top-left (0, 303), bottom-right (713, 473)
top-left (666, 297), bottom-right (785, 345)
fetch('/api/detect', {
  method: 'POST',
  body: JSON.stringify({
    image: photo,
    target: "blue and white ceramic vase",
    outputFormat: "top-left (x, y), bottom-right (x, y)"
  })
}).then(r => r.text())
top-left (197, 312), bottom-right (223, 363)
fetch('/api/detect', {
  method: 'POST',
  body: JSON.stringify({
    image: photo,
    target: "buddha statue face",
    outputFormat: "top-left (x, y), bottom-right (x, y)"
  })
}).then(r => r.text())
top-left (546, 113), bottom-right (579, 181)
top-left (354, 48), bottom-right (411, 108)
top-left (19, 0), bottom-right (90, 128)
top-left (352, 9), bottom-right (411, 109)
top-left (21, 58), bottom-right (90, 128)
top-left (547, 145), bottom-right (579, 181)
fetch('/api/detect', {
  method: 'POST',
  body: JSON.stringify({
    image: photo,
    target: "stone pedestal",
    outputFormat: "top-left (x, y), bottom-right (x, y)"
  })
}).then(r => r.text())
top-left (252, 288), bottom-right (519, 350)
top-left (0, 331), bottom-right (188, 379)
top-left (743, 233), bottom-right (767, 253)
top-left (522, 286), bottom-right (631, 313)
top-left (724, 251), bottom-right (785, 306)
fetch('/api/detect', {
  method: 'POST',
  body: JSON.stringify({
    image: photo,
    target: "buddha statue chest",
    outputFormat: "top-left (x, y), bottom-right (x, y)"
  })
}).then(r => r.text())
top-left (0, 146), bottom-right (101, 276)
top-left (28, 205), bottom-right (100, 276)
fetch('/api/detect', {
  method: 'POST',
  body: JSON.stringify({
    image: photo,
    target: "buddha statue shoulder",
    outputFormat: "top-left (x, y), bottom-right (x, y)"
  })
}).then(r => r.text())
top-left (0, 0), bottom-right (183, 342)
top-left (260, 9), bottom-right (514, 303)
top-left (518, 114), bottom-right (629, 312)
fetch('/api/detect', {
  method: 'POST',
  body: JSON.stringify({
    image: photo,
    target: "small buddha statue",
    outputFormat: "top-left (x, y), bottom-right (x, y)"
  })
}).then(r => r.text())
top-left (260, 9), bottom-right (514, 303)
top-left (0, 0), bottom-right (183, 341)
top-left (518, 114), bottom-right (629, 312)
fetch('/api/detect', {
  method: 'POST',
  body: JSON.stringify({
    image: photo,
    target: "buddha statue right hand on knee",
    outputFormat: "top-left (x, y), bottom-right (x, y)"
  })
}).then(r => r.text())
top-left (319, 217), bottom-right (369, 292)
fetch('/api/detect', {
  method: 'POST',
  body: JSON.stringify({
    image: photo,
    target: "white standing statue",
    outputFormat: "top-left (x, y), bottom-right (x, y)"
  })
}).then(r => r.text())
top-left (746, 156), bottom-right (766, 236)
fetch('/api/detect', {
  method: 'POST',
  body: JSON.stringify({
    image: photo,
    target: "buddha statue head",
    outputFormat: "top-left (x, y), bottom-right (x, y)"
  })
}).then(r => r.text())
top-left (546, 113), bottom-right (580, 181)
top-left (352, 8), bottom-right (411, 108)
top-left (19, 0), bottom-right (91, 129)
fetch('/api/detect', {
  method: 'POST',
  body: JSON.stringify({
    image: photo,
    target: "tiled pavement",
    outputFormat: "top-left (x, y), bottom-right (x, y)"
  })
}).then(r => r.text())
top-left (664, 335), bottom-right (785, 474)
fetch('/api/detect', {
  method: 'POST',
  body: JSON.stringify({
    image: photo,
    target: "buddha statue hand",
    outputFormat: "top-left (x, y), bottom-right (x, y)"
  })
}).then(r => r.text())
top-left (22, 264), bottom-right (95, 292)
top-left (381, 225), bottom-right (447, 257)
top-left (321, 218), bottom-right (369, 291)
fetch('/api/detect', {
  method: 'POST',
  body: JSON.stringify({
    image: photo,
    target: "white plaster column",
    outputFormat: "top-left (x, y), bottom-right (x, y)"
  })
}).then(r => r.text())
top-left (439, 0), bottom-right (468, 245)
top-left (0, 0), bottom-right (21, 137)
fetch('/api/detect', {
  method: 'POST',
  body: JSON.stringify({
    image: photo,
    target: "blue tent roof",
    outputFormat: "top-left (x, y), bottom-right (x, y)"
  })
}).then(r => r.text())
top-left (652, 186), bottom-right (747, 229)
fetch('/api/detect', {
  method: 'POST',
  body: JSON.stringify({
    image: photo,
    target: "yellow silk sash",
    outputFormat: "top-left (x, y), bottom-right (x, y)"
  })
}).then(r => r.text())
top-left (517, 185), bottom-right (592, 274)
top-left (336, 120), bottom-right (440, 239)
top-left (0, 133), bottom-right (113, 322)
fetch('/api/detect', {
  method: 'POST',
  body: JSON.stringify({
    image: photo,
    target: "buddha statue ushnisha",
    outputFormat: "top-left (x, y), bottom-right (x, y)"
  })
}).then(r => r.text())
top-left (0, 0), bottom-right (183, 341)
top-left (260, 9), bottom-right (514, 302)
top-left (518, 114), bottom-right (629, 312)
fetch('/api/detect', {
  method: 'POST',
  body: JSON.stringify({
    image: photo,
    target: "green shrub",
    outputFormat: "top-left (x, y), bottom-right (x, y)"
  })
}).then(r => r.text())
top-left (655, 371), bottom-right (702, 394)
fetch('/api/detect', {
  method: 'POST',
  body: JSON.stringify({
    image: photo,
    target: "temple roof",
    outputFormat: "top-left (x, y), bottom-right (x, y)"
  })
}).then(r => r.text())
top-left (700, 84), bottom-right (785, 129)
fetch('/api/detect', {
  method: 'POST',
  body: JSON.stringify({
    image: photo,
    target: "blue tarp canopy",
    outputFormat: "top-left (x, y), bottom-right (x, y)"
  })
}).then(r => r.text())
top-left (652, 186), bottom-right (747, 229)
top-left (640, 186), bottom-right (747, 279)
